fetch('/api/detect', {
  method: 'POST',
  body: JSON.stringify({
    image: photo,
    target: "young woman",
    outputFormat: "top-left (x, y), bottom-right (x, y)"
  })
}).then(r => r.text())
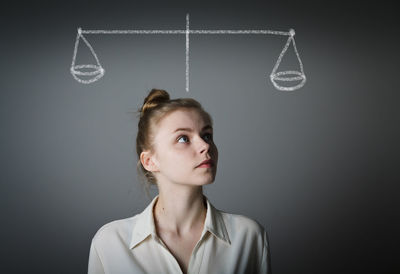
top-left (88, 89), bottom-right (271, 274)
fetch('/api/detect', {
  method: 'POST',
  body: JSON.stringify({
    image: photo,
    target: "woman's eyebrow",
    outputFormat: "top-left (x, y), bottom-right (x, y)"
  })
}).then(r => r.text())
top-left (172, 125), bottom-right (213, 134)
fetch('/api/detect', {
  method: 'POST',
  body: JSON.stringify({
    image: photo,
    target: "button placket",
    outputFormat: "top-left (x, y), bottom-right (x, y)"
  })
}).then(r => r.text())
top-left (187, 231), bottom-right (209, 274)
top-left (154, 234), bottom-right (184, 274)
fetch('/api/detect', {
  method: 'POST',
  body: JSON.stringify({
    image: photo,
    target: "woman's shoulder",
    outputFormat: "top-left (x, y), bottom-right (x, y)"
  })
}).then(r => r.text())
top-left (218, 209), bottom-right (266, 238)
top-left (91, 214), bottom-right (140, 245)
top-left (91, 196), bottom-right (158, 247)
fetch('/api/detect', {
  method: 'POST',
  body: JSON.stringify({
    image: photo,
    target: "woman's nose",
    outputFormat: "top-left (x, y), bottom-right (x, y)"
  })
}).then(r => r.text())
top-left (198, 136), bottom-right (210, 154)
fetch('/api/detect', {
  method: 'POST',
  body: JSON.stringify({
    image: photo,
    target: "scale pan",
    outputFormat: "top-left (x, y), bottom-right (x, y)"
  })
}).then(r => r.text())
top-left (270, 70), bottom-right (306, 91)
top-left (71, 64), bottom-right (105, 84)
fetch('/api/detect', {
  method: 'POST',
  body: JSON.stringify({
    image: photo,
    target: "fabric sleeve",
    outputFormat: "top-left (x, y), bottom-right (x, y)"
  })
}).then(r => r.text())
top-left (88, 240), bottom-right (106, 274)
top-left (259, 229), bottom-right (272, 274)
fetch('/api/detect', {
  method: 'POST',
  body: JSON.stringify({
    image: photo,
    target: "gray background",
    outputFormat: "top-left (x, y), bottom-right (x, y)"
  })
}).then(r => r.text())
top-left (1, 0), bottom-right (399, 273)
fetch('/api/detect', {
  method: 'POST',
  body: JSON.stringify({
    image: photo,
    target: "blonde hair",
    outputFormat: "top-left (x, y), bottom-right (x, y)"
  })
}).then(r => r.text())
top-left (135, 89), bottom-right (213, 196)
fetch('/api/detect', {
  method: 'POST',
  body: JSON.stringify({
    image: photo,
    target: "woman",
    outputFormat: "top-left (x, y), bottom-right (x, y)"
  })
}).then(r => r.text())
top-left (88, 89), bottom-right (271, 274)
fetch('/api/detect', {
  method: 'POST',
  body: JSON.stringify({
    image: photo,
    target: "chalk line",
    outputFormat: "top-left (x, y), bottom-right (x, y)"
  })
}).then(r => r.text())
top-left (80, 30), bottom-right (292, 35)
top-left (186, 14), bottom-right (189, 92)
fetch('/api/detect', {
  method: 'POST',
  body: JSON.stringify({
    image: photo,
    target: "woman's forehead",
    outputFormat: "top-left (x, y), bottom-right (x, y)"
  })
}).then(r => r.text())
top-left (157, 109), bottom-right (210, 133)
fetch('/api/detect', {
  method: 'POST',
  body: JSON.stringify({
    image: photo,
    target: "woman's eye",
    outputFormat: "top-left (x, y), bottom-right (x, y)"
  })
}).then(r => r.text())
top-left (177, 135), bottom-right (189, 143)
top-left (177, 133), bottom-right (212, 144)
top-left (203, 133), bottom-right (213, 142)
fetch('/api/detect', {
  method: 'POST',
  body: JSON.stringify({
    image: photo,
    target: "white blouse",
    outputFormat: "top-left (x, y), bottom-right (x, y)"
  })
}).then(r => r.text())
top-left (88, 195), bottom-right (271, 274)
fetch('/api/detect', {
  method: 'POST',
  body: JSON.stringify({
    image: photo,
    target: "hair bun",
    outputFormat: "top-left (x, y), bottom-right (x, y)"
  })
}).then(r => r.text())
top-left (140, 89), bottom-right (170, 116)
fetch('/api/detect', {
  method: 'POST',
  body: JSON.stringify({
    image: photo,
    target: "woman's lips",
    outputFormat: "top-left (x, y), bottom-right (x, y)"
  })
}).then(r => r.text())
top-left (197, 163), bottom-right (213, 168)
top-left (197, 159), bottom-right (214, 168)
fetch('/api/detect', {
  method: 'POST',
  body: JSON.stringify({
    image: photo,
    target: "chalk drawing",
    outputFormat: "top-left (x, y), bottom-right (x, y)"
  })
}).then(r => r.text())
top-left (70, 14), bottom-right (306, 91)
top-left (71, 28), bottom-right (105, 84)
top-left (270, 29), bottom-right (306, 91)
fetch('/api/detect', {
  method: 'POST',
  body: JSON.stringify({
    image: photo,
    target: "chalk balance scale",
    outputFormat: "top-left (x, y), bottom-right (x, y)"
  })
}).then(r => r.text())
top-left (70, 14), bottom-right (306, 92)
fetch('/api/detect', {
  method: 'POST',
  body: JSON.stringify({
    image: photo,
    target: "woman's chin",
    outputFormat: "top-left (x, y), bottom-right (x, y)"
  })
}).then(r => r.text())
top-left (191, 177), bottom-right (215, 186)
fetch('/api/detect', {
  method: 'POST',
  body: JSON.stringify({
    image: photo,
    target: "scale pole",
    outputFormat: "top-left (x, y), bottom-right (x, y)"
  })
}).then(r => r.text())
top-left (186, 13), bottom-right (190, 92)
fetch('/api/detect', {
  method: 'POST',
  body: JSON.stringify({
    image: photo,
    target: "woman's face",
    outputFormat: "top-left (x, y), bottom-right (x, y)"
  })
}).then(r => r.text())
top-left (148, 108), bottom-right (218, 187)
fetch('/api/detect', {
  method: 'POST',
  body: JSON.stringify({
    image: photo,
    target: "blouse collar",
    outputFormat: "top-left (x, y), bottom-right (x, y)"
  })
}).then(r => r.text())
top-left (129, 194), bottom-right (231, 249)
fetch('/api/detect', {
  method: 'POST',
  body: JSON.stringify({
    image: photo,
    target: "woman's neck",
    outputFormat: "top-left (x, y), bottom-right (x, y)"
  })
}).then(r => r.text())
top-left (153, 184), bottom-right (206, 236)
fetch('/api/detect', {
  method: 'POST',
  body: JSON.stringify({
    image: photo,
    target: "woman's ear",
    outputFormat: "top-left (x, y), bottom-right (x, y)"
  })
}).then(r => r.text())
top-left (140, 150), bottom-right (159, 172)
